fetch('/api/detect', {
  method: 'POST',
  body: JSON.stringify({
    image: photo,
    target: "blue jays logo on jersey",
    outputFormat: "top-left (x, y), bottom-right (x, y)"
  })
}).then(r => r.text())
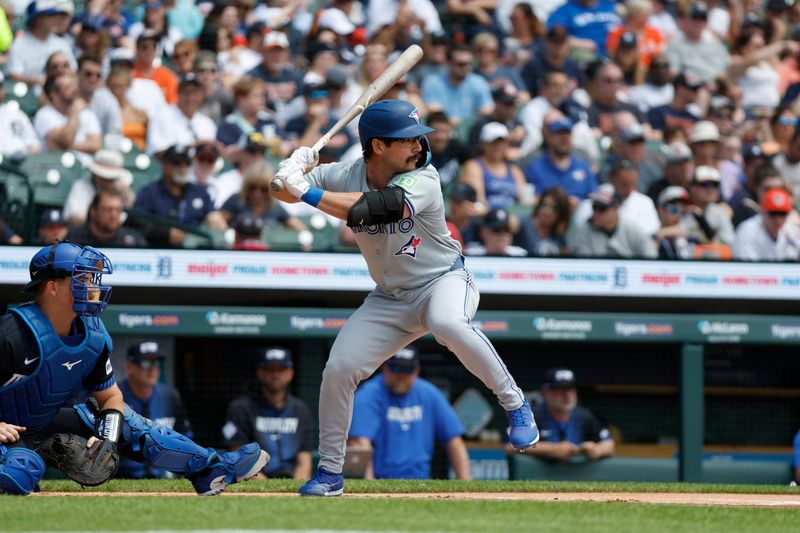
top-left (408, 109), bottom-right (421, 124)
top-left (394, 234), bottom-right (422, 258)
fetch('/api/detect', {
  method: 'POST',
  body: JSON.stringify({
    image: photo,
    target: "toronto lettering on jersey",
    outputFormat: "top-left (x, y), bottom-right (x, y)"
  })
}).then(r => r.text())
top-left (351, 219), bottom-right (415, 235)
top-left (255, 416), bottom-right (299, 434)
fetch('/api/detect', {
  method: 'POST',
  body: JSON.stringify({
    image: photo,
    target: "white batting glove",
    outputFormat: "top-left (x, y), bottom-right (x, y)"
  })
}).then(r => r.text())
top-left (289, 147), bottom-right (319, 174)
top-left (276, 160), bottom-right (310, 198)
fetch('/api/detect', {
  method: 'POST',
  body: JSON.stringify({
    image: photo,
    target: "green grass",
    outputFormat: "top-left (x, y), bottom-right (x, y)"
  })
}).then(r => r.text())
top-left (2, 496), bottom-right (800, 532)
top-left (37, 478), bottom-right (800, 494)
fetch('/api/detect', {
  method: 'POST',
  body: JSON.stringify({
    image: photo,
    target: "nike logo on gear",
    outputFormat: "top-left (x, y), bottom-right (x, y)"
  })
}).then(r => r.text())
top-left (62, 360), bottom-right (83, 371)
top-left (24, 356), bottom-right (39, 365)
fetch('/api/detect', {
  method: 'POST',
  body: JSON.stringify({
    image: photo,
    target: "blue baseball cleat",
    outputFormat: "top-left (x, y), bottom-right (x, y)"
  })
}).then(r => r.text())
top-left (299, 467), bottom-right (344, 497)
top-left (190, 443), bottom-right (269, 496)
top-left (506, 400), bottom-right (540, 450)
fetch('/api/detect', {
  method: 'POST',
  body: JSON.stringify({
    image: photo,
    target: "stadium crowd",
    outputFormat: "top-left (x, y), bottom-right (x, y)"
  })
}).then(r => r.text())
top-left (0, 0), bottom-right (799, 261)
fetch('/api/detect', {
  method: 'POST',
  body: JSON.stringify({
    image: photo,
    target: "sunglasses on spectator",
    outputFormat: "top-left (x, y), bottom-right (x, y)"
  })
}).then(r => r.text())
top-left (134, 359), bottom-right (160, 369)
top-left (693, 181), bottom-right (719, 189)
top-left (767, 211), bottom-right (789, 218)
top-left (388, 364), bottom-right (416, 374)
top-left (779, 116), bottom-right (799, 127)
top-left (592, 203), bottom-right (611, 213)
top-left (196, 67), bottom-right (217, 74)
top-left (664, 203), bottom-right (685, 215)
top-left (196, 156), bottom-right (217, 164)
top-left (247, 185), bottom-right (270, 193)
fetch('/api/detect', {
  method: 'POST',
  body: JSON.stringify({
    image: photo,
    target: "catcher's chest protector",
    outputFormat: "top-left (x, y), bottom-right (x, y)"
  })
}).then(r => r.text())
top-left (0, 303), bottom-right (108, 431)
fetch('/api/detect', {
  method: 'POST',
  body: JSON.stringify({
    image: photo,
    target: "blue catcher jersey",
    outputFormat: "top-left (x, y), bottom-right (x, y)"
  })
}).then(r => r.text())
top-left (117, 380), bottom-right (194, 478)
top-left (222, 391), bottom-right (312, 478)
top-left (0, 303), bottom-right (114, 432)
top-left (349, 376), bottom-right (465, 479)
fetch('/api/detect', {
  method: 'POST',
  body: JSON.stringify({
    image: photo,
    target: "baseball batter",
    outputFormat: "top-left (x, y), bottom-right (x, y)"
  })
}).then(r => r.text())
top-left (272, 100), bottom-right (539, 497)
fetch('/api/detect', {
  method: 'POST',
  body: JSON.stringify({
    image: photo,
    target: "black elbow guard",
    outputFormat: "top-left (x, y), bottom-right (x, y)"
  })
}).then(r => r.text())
top-left (347, 187), bottom-right (406, 227)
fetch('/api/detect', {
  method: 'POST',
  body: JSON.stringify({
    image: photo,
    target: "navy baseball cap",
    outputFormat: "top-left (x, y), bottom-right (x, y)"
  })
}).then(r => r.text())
top-left (483, 208), bottom-right (511, 231)
top-left (547, 117), bottom-right (573, 133)
top-left (450, 182), bottom-right (477, 202)
top-left (233, 213), bottom-right (264, 237)
top-left (39, 208), bottom-right (66, 227)
top-left (387, 346), bottom-right (419, 368)
top-left (619, 30), bottom-right (637, 48)
top-left (127, 340), bottom-right (166, 361)
top-left (162, 144), bottom-right (194, 164)
top-left (542, 367), bottom-right (577, 389)
top-left (260, 347), bottom-right (293, 368)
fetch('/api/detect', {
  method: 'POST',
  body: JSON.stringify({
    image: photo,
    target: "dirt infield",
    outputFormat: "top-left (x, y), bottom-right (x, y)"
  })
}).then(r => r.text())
top-left (34, 491), bottom-right (800, 507)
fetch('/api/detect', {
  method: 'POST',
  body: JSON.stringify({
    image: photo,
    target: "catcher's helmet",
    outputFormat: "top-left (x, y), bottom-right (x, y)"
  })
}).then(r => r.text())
top-left (22, 242), bottom-right (113, 318)
top-left (358, 100), bottom-right (434, 167)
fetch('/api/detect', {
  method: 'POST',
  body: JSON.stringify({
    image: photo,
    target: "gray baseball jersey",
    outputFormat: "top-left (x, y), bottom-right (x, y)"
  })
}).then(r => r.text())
top-left (304, 159), bottom-right (528, 475)
top-left (307, 159), bottom-right (462, 291)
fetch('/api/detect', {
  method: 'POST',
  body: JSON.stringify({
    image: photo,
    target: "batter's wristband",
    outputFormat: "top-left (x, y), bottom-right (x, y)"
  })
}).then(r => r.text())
top-left (301, 187), bottom-right (324, 207)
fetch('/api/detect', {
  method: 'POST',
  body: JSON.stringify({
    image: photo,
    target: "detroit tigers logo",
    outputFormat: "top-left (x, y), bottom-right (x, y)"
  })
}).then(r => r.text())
top-left (394, 234), bottom-right (421, 258)
top-left (408, 109), bottom-right (421, 124)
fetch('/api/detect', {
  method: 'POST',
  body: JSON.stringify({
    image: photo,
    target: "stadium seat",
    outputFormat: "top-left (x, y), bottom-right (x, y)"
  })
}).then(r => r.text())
top-left (19, 151), bottom-right (85, 208)
top-left (0, 163), bottom-right (35, 241)
top-left (3, 79), bottom-right (40, 119)
top-left (124, 150), bottom-right (163, 194)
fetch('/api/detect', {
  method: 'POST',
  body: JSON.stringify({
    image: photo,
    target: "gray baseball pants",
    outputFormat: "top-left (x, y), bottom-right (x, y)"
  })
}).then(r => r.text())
top-left (316, 266), bottom-right (526, 474)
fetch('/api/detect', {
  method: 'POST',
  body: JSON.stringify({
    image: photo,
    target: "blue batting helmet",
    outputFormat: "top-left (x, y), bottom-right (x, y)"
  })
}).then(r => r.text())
top-left (359, 100), bottom-right (435, 166)
top-left (23, 242), bottom-right (113, 319)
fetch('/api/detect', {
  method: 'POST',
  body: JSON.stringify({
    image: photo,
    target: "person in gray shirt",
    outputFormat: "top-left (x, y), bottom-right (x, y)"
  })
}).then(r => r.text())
top-left (662, 2), bottom-right (730, 83)
top-left (569, 183), bottom-right (658, 258)
top-left (77, 55), bottom-right (122, 137)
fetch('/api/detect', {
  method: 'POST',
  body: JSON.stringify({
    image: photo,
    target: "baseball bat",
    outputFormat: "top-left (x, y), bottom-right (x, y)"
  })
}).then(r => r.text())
top-left (272, 44), bottom-right (424, 192)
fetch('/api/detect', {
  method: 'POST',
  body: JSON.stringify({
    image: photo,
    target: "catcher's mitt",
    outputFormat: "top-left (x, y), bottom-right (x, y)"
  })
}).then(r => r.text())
top-left (36, 433), bottom-right (120, 487)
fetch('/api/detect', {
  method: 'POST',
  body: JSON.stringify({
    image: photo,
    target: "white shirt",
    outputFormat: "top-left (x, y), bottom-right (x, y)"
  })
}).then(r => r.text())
top-left (574, 191), bottom-right (661, 236)
top-left (6, 32), bottom-right (75, 79)
top-left (733, 214), bottom-right (800, 261)
top-left (33, 105), bottom-right (101, 166)
top-left (0, 102), bottom-right (39, 156)
top-left (495, 0), bottom-right (564, 34)
top-left (147, 104), bottom-right (217, 154)
top-left (211, 169), bottom-right (243, 209)
top-left (738, 62), bottom-right (781, 110)
top-left (627, 84), bottom-right (674, 113)
top-left (126, 78), bottom-right (168, 126)
top-left (518, 97), bottom-right (600, 165)
top-left (218, 48), bottom-right (262, 77)
top-left (772, 154), bottom-right (800, 203)
top-left (366, 0), bottom-right (442, 37)
top-left (63, 177), bottom-right (97, 223)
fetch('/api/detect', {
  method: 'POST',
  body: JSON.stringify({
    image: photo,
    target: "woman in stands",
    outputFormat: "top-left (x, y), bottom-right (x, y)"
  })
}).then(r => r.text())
top-left (106, 67), bottom-right (148, 151)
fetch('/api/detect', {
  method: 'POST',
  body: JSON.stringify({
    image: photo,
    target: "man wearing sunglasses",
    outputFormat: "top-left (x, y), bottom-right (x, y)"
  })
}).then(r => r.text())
top-left (348, 347), bottom-right (470, 480)
top-left (117, 340), bottom-right (192, 478)
top-left (682, 165), bottom-right (735, 246)
top-left (733, 187), bottom-right (800, 261)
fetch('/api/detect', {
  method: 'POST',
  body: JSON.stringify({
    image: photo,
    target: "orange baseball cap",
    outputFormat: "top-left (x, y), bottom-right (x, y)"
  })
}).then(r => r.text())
top-left (762, 188), bottom-right (792, 213)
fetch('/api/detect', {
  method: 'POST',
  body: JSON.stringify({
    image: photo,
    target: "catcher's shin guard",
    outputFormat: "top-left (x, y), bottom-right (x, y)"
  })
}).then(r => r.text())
top-left (75, 402), bottom-right (214, 474)
top-left (0, 445), bottom-right (46, 495)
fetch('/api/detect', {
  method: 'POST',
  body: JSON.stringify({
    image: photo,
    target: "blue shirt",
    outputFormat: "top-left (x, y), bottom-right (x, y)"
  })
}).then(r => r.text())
top-left (547, 0), bottom-right (621, 57)
top-left (647, 105), bottom-right (700, 132)
top-left (532, 403), bottom-right (612, 446)
top-left (349, 376), bottom-right (465, 479)
top-left (117, 380), bottom-right (193, 479)
top-left (421, 71), bottom-right (493, 122)
top-left (133, 179), bottom-right (214, 228)
top-left (793, 430), bottom-right (800, 468)
top-left (525, 154), bottom-right (597, 200)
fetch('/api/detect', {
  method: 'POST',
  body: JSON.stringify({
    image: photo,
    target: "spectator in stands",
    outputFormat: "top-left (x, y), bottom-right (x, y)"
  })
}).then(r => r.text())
top-left (611, 31), bottom-right (646, 87)
top-left (627, 55), bottom-right (674, 113)
top-left (303, 40), bottom-right (340, 86)
top-left (733, 188), bottom-right (800, 261)
top-left (106, 67), bottom-right (149, 151)
top-left (468, 85), bottom-right (526, 162)
top-left (147, 73), bottom-right (217, 154)
top-left (171, 39), bottom-right (199, 77)
top-left (606, 0), bottom-right (665, 67)
top-left (68, 189), bottom-right (148, 248)
top-left (655, 186), bottom-right (693, 259)
top-left (465, 207), bottom-right (528, 256)
top-left (217, 77), bottom-right (282, 157)
top-left (569, 183), bottom-right (658, 258)
top-left (189, 142), bottom-right (221, 191)
top-left (128, 1), bottom-right (184, 59)
top-left (117, 340), bottom-right (193, 478)
top-left (195, 50), bottom-right (232, 125)
top-left (663, 2), bottom-right (730, 82)
top-left (647, 141), bottom-right (693, 202)
top-left (34, 208), bottom-right (68, 245)
top-left (132, 144), bottom-right (225, 247)
top-left (77, 55), bottom-right (122, 137)
top-left (133, 30), bottom-right (179, 105)
top-left (472, 32), bottom-right (528, 96)
top-left (519, 69), bottom-right (572, 156)
top-left (218, 22), bottom-right (264, 78)
top-left (366, 0), bottom-right (443, 41)
top-left (446, 182), bottom-right (482, 246)
top-left (421, 43), bottom-right (494, 125)
top-left (501, 2), bottom-right (544, 68)
top-left (428, 111), bottom-right (469, 188)
top-left (682, 165), bottom-right (735, 248)
top-left (515, 187), bottom-right (572, 256)
top-left (348, 346), bottom-right (470, 480)
top-left (0, 218), bottom-right (22, 245)
top-left (0, 71), bottom-right (40, 157)
top-left (773, 131), bottom-right (800, 200)
top-left (458, 122), bottom-right (528, 210)
top-left (44, 50), bottom-right (73, 79)
top-left (646, 72), bottom-right (702, 138)
top-left (514, 368), bottom-right (614, 462)
top-left (524, 117), bottom-right (596, 204)
top-left (35, 73), bottom-right (102, 165)
top-left (687, 120), bottom-right (741, 203)
top-left (7, 0), bottom-right (75, 85)
top-left (220, 160), bottom-right (305, 231)
top-left (547, 0), bottom-right (621, 57)
top-left (213, 132), bottom-right (270, 209)
top-left (771, 108), bottom-right (798, 155)
top-left (286, 83), bottom-right (355, 164)
top-left (520, 25), bottom-right (583, 97)
top-left (727, 26), bottom-right (794, 112)
top-left (600, 122), bottom-right (663, 193)
top-left (247, 31), bottom-right (304, 113)
top-left (732, 149), bottom-right (780, 227)
top-left (63, 148), bottom-right (134, 226)
top-left (223, 346), bottom-right (313, 479)
top-left (108, 48), bottom-right (168, 127)
top-left (231, 213), bottom-right (269, 251)
top-left (587, 62), bottom-right (645, 137)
